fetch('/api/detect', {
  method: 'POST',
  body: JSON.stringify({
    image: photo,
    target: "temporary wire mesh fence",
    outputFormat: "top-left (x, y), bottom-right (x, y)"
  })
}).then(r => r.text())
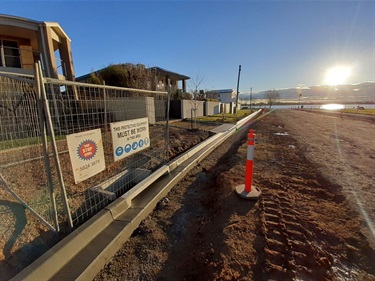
top-left (43, 78), bottom-right (169, 227)
top-left (0, 74), bottom-right (59, 231)
top-left (0, 71), bottom-right (169, 230)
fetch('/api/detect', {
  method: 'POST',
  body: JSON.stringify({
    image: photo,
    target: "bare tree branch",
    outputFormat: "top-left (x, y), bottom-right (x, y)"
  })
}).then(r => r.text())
top-left (265, 89), bottom-right (280, 108)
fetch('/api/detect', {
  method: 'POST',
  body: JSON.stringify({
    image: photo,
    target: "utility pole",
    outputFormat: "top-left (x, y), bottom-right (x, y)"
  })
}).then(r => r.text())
top-left (235, 65), bottom-right (241, 113)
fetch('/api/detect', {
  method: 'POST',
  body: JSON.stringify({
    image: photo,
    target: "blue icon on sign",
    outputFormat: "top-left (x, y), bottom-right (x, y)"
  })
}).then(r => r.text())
top-left (125, 144), bottom-right (131, 153)
top-left (144, 137), bottom-right (149, 145)
top-left (139, 139), bottom-right (144, 148)
top-left (132, 142), bottom-right (138, 150)
top-left (115, 146), bottom-right (124, 156)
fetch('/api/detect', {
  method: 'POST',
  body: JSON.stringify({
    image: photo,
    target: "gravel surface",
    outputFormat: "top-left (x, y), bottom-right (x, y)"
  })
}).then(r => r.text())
top-left (94, 109), bottom-right (375, 281)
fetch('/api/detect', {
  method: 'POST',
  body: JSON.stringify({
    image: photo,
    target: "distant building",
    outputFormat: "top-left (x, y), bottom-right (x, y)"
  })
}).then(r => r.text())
top-left (206, 89), bottom-right (236, 103)
top-left (0, 14), bottom-right (75, 80)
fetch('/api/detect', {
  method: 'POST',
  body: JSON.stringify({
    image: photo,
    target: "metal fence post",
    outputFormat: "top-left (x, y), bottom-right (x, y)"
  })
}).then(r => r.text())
top-left (166, 79), bottom-right (171, 161)
top-left (37, 61), bottom-right (73, 228)
top-left (103, 80), bottom-right (108, 133)
top-left (35, 62), bottom-right (60, 231)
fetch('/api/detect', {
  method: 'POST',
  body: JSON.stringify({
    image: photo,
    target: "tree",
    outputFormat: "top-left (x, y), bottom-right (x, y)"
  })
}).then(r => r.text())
top-left (188, 74), bottom-right (206, 101)
top-left (188, 74), bottom-right (206, 128)
top-left (265, 89), bottom-right (280, 108)
top-left (87, 72), bottom-right (103, 85)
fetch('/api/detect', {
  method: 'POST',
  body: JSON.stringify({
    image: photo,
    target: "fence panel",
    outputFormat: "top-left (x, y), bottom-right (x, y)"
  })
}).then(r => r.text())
top-left (43, 79), bottom-right (169, 227)
top-left (0, 74), bottom-right (59, 231)
top-left (0, 72), bottom-right (169, 231)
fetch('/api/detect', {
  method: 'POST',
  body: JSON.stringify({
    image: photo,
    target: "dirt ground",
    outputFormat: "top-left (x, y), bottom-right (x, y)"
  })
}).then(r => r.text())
top-left (94, 110), bottom-right (375, 281)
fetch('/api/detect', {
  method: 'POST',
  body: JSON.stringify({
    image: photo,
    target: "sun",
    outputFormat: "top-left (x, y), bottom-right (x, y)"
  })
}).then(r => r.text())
top-left (325, 66), bottom-right (351, 86)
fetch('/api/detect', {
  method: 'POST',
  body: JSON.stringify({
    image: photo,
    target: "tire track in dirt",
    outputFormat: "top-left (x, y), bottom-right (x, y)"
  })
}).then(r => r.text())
top-left (259, 190), bottom-right (333, 280)
top-left (254, 111), bottom-right (375, 281)
top-left (276, 110), bottom-right (375, 249)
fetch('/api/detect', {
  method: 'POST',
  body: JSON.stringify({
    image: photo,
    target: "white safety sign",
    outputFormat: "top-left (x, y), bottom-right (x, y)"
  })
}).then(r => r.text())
top-left (67, 128), bottom-right (105, 184)
top-left (110, 117), bottom-right (150, 161)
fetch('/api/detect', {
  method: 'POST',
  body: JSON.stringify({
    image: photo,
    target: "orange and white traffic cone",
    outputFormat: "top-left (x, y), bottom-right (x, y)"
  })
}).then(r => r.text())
top-left (235, 129), bottom-right (262, 200)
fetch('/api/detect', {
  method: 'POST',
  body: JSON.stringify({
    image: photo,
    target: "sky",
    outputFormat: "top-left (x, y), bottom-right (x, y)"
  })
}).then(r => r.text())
top-left (1, 0), bottom-right (374, 93)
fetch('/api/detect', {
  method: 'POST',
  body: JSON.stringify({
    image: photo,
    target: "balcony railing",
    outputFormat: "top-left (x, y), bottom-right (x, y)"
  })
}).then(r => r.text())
top-left (0, 45), bottom-right (66, 78)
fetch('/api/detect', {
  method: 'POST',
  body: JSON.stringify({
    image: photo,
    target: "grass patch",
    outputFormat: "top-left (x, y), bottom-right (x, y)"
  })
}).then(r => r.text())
top-left (195, 109), bottom-right (255, 123)
top-left (0, 135), bottom-right (66, 151)
top-left (342, 108), bottom-right (375, 116)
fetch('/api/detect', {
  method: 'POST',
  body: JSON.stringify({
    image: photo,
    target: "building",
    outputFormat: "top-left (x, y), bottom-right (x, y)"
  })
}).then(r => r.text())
top-left (206, 89), bottom-right (236, 103)
top-left (0, 14), bottom-right (75, 80)
top-left (76, 65), bottom-right (190, 93)
top-left (149, 67), bottom-right (190, 93)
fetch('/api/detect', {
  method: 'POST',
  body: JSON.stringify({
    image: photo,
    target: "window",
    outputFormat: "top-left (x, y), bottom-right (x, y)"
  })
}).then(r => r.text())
top-left (0, 40), bottom-right (21, 68)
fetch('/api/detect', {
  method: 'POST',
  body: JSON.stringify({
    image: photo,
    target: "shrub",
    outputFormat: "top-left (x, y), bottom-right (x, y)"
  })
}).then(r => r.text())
top-left (98, 64), bottom-right (154, 90)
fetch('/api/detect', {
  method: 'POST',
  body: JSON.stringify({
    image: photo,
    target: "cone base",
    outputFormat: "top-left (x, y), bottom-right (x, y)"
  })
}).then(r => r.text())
top-left (235, 184), bottom-right (262, 200)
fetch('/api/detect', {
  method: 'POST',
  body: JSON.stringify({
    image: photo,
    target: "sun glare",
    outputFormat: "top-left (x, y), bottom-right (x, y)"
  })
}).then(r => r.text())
top-left (325, 66), bottom-right (351, 86)
top-left (320, 103), bottom-right (345, 110)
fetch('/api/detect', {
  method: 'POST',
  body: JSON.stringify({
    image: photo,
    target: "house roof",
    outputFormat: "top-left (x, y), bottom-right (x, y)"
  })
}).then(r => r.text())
top-left (207, 89), bottom-right (235, 94)
top-left (149, 67), bottom-right (190, 81)
top-left (75, 72), bottom-right (95, 81)
top-left (0, 14), bottom-right (71, 41)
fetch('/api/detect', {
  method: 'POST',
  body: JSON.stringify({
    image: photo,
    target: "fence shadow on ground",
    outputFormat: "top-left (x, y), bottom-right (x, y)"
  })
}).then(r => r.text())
top-left (0, 200), bottom-right (62, 281)
top-left (0, 200), bottom-right (27, 259)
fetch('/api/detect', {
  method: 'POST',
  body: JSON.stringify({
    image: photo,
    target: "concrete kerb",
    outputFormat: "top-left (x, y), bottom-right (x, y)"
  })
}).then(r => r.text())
top-left (106, 165), bottom-right (170, 218)
top-left (11, 109), bottom-right (263, 281)
top-left (236, 109), bottom-right (262, 128)
top-left (10, 209), bottom-right (115, 281)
